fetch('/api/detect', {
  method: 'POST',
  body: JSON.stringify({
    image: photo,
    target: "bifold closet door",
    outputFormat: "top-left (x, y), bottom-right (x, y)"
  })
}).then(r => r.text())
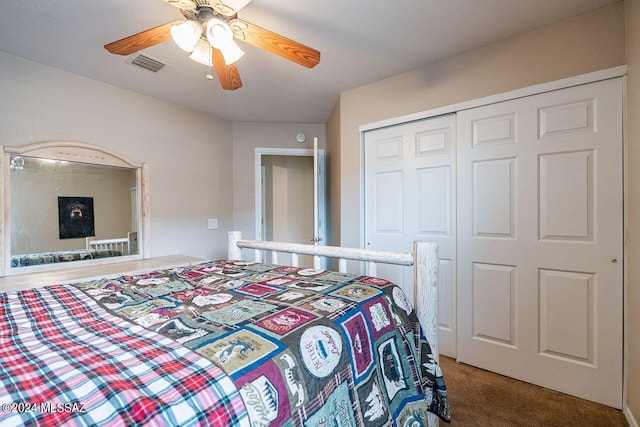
top-left (456, 78), bottom-right (623, 407)
top-left (364, 114), bottom-right (457, 358)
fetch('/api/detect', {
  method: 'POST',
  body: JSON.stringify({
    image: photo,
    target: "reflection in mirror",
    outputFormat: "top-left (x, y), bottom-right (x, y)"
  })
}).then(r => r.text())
top-left (9, 155), bottom-right (139, 268)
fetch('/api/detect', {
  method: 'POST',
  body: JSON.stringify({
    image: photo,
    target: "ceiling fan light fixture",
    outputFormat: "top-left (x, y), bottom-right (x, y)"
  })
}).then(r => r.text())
top-left (170, 20), bottom-right (202, 52)
top-left (189, 40), bottom-right (213, 66)
top-left (221, 40), bottom-right (245, 65)
top-left (206, 18), bottom-right (233, 48)
top-left (206, 18), bottom-right (244, 65)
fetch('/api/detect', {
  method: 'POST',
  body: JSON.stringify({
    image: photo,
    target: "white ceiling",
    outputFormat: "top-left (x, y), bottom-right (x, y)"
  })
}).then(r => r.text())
top-left (0, 0), bottom-right (619, 123)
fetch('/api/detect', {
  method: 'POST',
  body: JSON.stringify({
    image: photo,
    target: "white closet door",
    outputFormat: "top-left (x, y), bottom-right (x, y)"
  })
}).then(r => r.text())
top-left (457, 78), bottom-right (623, 407)
top-left (364, 114), bottom-right (457, 357)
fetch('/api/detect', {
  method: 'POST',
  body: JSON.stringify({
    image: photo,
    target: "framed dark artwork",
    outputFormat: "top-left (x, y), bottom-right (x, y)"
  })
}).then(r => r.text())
top-left (58, 196), bottom-right (95, 239)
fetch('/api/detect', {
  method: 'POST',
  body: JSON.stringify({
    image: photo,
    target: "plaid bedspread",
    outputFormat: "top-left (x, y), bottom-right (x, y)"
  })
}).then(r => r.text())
top-left (0, 261), bottom-right (450, 426)
top-left (0, 285), bottom-right (247, 426)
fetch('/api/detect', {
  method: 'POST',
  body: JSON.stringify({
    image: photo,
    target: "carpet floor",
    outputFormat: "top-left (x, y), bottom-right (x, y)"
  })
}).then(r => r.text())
top-left (439, 356), bottom-right (628, 426)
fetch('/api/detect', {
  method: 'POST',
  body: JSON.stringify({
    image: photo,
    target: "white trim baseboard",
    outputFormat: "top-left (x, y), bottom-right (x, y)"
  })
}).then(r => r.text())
top-left (625, 405), bottom-right (639, 427)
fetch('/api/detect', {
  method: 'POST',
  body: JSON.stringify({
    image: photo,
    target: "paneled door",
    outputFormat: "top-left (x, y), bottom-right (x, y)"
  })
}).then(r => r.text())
top-left (364, 114), bottom-right (457, 357)
top-left (457, 78), bottom-right (623, 407)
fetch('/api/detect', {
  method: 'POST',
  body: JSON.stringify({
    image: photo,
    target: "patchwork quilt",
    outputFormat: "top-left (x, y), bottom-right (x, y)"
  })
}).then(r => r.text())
top-left (0, 261), bottom-right (450, 426)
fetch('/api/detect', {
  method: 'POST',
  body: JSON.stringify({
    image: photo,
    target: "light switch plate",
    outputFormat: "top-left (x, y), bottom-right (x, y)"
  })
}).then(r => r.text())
top-left (208, 218), bottom-right (218, 229)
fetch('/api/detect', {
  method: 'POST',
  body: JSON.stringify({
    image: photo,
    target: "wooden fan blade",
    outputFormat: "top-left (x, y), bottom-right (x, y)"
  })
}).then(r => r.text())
top-left (104, 21), bottom-right (183, 56)
top-left (229, 19), bottom-right (320, 68)
top-left (212, 48), bottom-right (243, 90)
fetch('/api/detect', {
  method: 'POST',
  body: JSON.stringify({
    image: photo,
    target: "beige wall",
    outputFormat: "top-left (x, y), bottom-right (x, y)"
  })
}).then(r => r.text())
top-left (626, 0), bottom-right (640, 423)
top-left (232, 122), bottom-right (325, 239)
top-left (326, 98), bottom-right (341, 247)
top-left (0, 51), bottom-right (234, 260)
top-left (328, 2), bottom-right (625, 249)
top-left (11, 158), bottom-right (135, 254)
top-left (265, 156), bottom-right (288, 242)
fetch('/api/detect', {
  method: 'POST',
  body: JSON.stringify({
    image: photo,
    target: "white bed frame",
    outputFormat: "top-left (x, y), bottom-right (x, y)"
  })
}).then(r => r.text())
top-left (227, 231), bottom-right (440, 426)
top-left (86, 232), bottom-right (138, 256)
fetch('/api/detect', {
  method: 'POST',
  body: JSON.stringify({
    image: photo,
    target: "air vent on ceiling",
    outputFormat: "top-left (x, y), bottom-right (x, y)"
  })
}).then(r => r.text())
top-left (126, 54), bottom-right (167, 73)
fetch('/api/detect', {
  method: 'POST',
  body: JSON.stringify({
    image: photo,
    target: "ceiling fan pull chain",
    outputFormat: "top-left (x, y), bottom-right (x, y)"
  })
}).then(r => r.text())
top-left (206, 44), bottom-right (214, 80)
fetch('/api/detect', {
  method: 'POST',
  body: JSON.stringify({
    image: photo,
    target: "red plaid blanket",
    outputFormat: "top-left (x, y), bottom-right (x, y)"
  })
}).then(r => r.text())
top-left (0, 285), bottom-right (248, 426)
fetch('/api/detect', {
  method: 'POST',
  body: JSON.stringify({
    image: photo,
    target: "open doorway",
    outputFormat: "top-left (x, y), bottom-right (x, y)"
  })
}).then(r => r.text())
top-left (262, 155), bottom-right (313, 266)
top-left (255, 147), bottom-right (325, 268)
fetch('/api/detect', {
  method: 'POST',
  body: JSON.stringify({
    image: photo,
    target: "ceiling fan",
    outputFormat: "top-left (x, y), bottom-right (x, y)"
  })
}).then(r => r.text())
top-left (104, 0), bottom-right (321, 90)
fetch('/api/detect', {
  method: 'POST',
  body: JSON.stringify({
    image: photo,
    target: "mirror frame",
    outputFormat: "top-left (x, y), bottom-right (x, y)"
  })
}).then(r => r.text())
top-left (1, 141), bottom-right (151, 276)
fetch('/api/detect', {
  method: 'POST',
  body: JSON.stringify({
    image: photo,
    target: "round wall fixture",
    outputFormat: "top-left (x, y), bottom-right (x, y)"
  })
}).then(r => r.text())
top-left (296, 132), bottom-right (306, 143)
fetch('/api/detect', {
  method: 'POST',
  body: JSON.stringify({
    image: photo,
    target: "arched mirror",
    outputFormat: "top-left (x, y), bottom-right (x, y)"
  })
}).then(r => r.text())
top-left (2, 141), bottom-right (150, 276)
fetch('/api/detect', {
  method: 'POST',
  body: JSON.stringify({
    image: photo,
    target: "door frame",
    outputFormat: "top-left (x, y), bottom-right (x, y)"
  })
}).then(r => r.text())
top-left (358, 65), bottom-right (629, 410)
top-left (254, 147), bottom-right (326, 244)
